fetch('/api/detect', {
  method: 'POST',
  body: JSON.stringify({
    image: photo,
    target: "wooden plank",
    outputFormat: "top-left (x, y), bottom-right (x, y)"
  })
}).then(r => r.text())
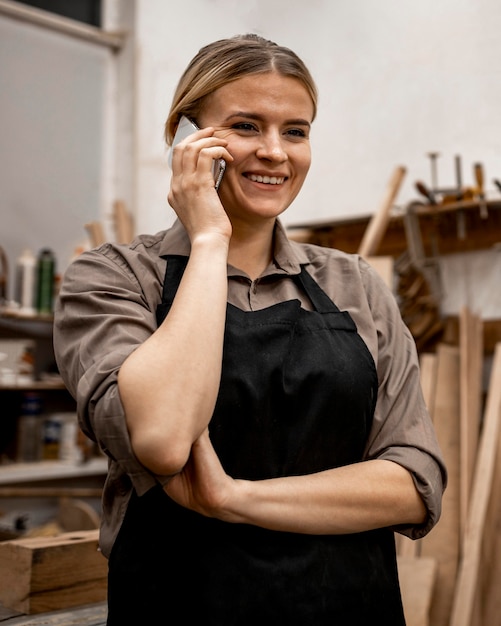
top-left (398, 556), bottom-right (437, 626)
top-left (357, 165), bottom-right (406, 258)
top-left (458, 307), bottom-right (483, 542)
top-left (450, 343), bottom-right (501, 626)
top-left (420, 344), bottom-right (460, 626)
top-left (0, 530), bottom-right (107, 615)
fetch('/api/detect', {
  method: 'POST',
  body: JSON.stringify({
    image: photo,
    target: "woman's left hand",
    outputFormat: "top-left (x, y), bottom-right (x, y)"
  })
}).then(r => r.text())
top-left (164, 429), bottom-right (234, 519)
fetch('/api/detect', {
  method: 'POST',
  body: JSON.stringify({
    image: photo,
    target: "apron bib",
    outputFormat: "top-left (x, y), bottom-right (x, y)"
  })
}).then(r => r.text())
top-left (107, 256), bottom-right (406, 625)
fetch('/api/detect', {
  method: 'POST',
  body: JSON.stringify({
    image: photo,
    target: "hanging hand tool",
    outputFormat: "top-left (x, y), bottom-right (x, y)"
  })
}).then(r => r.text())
top-left (427, 152), bottom-right (440, 190)
top-left (474, 162), bottom-right (488, 219)
top-left (415, 180), bottom-right (437, 205)
top-left (493, 178), bottom-right (501, 193)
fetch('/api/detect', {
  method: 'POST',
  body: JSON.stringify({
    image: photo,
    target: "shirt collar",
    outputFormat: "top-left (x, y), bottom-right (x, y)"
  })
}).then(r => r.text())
top-left (158, 218), bottom-right (310, 277)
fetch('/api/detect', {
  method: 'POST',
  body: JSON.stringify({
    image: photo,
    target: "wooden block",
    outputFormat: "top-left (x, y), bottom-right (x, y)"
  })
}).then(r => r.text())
top-left (398, 556), bottom-right (437, 626)
top-left (0, 530), bottom-right (107, 615)
top-left (420, 344), bottom-right (460, 626)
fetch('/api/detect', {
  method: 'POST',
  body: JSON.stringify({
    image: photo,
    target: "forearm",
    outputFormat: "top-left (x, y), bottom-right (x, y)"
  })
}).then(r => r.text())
top-left (222, 460), bottom-right (427, 535)
top-left (118, 233), bottom-right (229, 475)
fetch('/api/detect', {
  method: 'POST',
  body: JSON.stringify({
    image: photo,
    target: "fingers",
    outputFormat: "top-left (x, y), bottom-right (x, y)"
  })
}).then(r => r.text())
top-left (170, 128), bottom-right (232, 182)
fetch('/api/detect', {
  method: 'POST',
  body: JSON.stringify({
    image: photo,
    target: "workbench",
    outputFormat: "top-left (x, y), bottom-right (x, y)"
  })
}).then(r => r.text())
top-left (0, 602), bottom-right (106, 624)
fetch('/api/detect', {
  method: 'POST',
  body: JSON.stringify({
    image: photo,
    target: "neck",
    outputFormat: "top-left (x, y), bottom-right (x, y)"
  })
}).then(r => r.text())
top-left (228, 219), bottom-right (276, 280)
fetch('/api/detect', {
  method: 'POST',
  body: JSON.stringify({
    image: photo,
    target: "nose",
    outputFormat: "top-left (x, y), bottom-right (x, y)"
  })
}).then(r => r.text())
top-left (256, 130), bottom-right (287, 163)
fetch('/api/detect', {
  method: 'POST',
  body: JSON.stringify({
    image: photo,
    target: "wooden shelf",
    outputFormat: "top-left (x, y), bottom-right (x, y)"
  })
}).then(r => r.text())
top-left (0, 379), bottom-right (67, 391)
top-left (0, 311), bottom-right (53, 340)
top-left (0, 457), bottom-right (107, 485)
top-left (287, 198), bottom-right (501, 258)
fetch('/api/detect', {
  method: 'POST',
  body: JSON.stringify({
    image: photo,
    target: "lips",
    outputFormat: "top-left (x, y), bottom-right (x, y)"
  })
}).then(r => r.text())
top-left (246, 173), bottom-right (286, 185)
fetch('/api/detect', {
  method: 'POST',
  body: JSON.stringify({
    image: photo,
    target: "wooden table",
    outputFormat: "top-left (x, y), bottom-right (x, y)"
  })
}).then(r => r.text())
top-left (0, 602), bottom-right (107, 625)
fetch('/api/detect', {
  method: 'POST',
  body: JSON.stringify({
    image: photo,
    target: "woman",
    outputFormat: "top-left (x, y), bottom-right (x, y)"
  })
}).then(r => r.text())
top-left (54, 34), bottom-right (446, 625)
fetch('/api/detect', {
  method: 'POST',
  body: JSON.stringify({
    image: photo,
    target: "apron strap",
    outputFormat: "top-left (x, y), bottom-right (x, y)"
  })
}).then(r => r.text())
top-left (156, 255), bottom-right (188, 326)
top-left (294, 266), bottom-right (342, 314)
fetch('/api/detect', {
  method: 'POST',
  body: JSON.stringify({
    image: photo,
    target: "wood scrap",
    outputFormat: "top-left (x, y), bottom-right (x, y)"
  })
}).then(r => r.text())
top-left (0, 530), bottom-right (107, 614)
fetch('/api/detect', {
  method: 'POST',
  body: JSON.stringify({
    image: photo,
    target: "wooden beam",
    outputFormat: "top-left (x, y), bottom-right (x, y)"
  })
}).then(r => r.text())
top-left (357, 166), bottom-right (406, 258)
top-left (449, 343), bottom-right (501, 626)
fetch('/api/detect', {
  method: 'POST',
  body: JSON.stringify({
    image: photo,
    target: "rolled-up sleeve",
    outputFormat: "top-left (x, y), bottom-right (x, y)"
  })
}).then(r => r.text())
top-left (358, 259), bottom-right (447, 539)
top-left (53, 244), bottom-right (161, 496)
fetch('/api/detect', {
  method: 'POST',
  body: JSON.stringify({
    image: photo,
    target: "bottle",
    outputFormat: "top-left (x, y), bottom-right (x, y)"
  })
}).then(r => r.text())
top-left (36, 248), bottom-right (56, 315)
top-left (42, 415), bottom-right (62, 460)
top-left (15, 249), bottom-right (37, 315)
top-left (16, 392), bottom-right (42, 462)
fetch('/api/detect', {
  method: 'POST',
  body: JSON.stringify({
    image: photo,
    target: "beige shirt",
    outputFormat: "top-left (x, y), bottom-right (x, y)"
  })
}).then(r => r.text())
top-left (54, 219), bottom-right (446, 558)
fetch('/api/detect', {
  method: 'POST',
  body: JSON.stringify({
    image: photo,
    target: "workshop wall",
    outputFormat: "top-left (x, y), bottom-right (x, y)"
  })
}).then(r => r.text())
top-left (1, 0), bottom-right (500, 318)
top-left (130, 0), bottom-right (501, 234)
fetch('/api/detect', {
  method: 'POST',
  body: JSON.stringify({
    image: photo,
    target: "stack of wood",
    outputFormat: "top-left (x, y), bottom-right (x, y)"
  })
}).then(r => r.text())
top-left (396, 307), bottom-right (501, 626)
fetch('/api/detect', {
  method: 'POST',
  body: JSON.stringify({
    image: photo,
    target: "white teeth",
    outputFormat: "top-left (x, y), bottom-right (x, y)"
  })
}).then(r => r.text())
top-left (248, 174), bottom-right (284, 185)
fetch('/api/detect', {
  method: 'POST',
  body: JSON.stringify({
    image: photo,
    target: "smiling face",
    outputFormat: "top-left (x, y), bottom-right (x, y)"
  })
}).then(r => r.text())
top-left (197, 72), bottom-right (314, 229)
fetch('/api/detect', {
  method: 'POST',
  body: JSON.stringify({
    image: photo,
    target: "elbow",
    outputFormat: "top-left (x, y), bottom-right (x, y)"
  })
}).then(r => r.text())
top-left (130, 429), bottom-right (192, 476)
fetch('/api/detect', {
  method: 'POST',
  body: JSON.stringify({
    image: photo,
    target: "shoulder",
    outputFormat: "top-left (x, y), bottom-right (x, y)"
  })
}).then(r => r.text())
top-left (291, 240), bottom-right (392, 304)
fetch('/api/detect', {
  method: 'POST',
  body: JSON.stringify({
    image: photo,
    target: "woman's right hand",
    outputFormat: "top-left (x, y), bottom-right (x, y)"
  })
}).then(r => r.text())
top-left (168, 126), bottom-right (233, 242)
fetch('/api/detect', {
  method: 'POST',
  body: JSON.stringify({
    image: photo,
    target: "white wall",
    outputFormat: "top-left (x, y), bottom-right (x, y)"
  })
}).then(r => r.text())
top-left (130, 0), bottom-right (501, 236)
top-left (2, 0), bottom-right (500, 317)
top-left (0, 6), bottom-right (113, 298)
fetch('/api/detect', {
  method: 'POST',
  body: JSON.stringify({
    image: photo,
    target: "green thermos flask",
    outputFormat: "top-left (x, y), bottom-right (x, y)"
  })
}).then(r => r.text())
top-left (36, 248), bottom-right (56, 315)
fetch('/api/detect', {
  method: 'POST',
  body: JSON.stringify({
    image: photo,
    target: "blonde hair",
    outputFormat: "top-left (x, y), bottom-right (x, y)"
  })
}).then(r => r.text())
top-left (165, 34), bottom-right (318, 145)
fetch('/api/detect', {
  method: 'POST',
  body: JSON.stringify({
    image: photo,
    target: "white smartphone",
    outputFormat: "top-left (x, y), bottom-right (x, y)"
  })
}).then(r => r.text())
top-left (168, 116), bottom-right (226, 190)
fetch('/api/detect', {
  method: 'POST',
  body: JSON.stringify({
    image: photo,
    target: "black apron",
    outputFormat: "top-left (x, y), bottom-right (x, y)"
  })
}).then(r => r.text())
top-left (107, 256), bottom-right (406, 625)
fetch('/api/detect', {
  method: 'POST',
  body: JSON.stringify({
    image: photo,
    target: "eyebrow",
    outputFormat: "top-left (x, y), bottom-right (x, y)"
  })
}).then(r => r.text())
top-left (224, 112), bottom-right (311, 128)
